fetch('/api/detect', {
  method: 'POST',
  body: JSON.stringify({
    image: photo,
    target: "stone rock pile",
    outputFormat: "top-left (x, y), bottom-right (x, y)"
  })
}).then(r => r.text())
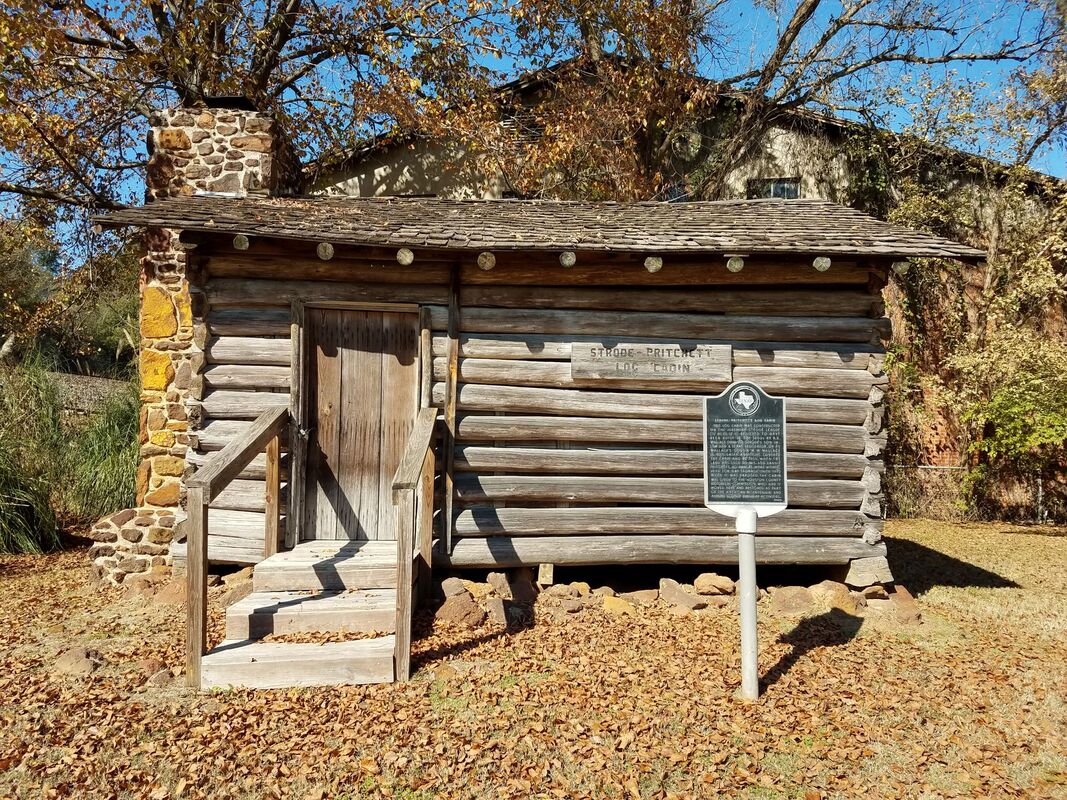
top-left (431, 569), bottom-right (920, 629)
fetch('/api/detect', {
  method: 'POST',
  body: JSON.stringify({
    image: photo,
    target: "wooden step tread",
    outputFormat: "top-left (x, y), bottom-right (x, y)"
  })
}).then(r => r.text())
top-left (200, 637), bottom-right (396, 689)
top-left (253, 540), bottom-right (398, 591)
top-left (226, 589), bottom-right (397, 639)
top-left (266, 540), bottom-right (396, 560)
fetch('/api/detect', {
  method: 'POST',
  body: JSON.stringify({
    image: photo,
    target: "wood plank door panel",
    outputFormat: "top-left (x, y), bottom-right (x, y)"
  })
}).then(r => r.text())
top-left (309, 308), bottom-right (342, 539)
top-left (303, 307), bottom-right (419, 541)
top-left (336, 311), bottom-right (382, 540)
top-left (377, 312), bottom-right (420, 538)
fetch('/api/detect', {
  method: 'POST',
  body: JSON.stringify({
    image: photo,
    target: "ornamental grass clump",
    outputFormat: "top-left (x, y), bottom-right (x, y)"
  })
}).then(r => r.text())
top-left (61, 381), bottom-right (139, 525)
top-left (0, 445), bottom-right (57, 554)
top-left (0, 361), bottom-right (62, 552)
top-left (0, 357), bottom-right (138, 551)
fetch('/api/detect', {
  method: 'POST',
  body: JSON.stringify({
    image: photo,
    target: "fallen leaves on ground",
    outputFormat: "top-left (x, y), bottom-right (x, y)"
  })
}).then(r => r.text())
top-left (0, 520), bottom-right (1065, 799)
top-left (264, 630), bottom-right (392, 644)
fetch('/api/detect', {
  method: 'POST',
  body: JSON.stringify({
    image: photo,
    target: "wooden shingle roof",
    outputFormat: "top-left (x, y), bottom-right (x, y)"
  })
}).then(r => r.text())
top-left (96, 195), bottom-right (985, 261)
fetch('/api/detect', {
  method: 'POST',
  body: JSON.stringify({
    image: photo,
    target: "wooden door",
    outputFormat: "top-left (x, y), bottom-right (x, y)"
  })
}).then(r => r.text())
top-left (302, 308), bottom-right (420, 540)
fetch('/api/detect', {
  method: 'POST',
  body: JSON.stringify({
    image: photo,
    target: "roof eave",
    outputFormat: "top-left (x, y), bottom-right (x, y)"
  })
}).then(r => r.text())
top-left (94, 216), bottom-right (985, 264)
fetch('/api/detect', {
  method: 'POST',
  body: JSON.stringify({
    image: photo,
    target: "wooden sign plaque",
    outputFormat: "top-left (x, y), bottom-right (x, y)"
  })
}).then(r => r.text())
top-left (571, 342), bottom-right (731, 382)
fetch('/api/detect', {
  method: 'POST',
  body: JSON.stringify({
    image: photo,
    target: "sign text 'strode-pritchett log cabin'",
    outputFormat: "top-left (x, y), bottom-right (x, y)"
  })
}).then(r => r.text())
top-left (97, 189), bottom-right (984, 690)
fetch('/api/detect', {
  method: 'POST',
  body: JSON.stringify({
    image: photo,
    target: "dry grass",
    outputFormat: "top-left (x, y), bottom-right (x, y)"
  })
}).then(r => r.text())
top-left (888, 519), bottom-right (1067, 639)
top-left (0, 520), bottom-right (1064, 799)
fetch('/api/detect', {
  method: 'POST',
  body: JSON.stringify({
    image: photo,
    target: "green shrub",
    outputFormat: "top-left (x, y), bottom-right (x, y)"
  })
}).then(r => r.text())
top-left (0, 443), bottom-right (58, 553)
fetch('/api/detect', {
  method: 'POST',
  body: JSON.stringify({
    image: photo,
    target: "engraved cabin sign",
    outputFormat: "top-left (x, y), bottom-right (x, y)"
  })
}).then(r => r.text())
top-left (571, 342), bottom-right (732, 382)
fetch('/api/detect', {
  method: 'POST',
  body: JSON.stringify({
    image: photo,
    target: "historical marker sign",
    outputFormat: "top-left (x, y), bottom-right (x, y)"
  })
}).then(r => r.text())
top-left (703, 381), bottom-right (788, 517)
top-left (571, 342), bottom-right (731, 382)
top-left (703, 381), bottom-right (788, 702)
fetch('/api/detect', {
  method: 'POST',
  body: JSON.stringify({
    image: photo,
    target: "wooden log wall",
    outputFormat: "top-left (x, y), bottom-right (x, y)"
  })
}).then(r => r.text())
top-left (184, 241), bottom-right (889, 567)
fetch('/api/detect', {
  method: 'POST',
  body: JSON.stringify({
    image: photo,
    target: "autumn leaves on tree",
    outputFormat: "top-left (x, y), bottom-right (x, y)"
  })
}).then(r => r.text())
top-left (0, 0), bottom-right (1063, 213)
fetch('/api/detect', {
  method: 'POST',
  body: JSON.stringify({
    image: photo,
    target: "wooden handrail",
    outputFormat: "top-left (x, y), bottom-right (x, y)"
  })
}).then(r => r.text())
top-left (392, 407), bottom-right (439, 682)
top-left (186, 406), bottom-right (289, 688)
top-left (392, 407), bottom-right (439, 494)
top-left (188, 405), bottom-right (289, 502)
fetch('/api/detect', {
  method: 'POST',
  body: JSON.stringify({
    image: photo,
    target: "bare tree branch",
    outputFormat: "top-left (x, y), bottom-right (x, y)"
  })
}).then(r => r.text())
top-left (0, 181), bottom-right (127, 210)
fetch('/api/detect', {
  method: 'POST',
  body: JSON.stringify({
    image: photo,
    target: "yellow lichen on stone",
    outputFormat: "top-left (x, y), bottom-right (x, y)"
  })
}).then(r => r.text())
top-left (149, 430), bottom-right (176, 448)
top-left (140, 350), bottom-right (174, 392)
top-left (175, 289), bottom-right (192, 329)
top-left (141, 286), bottom-right (178, 339)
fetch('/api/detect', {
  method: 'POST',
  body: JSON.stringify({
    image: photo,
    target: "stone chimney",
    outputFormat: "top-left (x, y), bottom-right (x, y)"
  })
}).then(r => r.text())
top-left (88, 104), bottom-right (302, 586)
top-left (145, 105), bottom-right (304, 201)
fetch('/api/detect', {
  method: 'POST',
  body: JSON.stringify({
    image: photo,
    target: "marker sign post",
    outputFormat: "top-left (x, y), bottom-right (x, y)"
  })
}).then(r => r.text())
top-left (703, 381), bottom-right (788, 701)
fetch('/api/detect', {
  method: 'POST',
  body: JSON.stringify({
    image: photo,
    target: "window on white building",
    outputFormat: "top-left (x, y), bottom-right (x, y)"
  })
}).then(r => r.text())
top-left (746, 177), bottom-right (801, 199)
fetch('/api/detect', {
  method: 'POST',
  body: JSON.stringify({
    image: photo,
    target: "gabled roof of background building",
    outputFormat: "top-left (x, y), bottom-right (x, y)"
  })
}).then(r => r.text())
top-left (305, 55), bottom-right (1060, 193)
top-left (96, 195), bottom-right (985, 261)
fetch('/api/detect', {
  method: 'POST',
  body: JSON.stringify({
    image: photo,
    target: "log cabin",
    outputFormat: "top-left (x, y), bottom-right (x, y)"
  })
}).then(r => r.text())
top-left (97, 193), bottom-right (984, 690)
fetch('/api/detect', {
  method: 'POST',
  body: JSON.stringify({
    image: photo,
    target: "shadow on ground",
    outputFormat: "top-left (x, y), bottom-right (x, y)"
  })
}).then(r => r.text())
top-left (762, 609), bottom-right (863, 690)
top-left (412, 604), bottom-right (536, 668)
top-left (885, 536), bottom-right (1020, 595)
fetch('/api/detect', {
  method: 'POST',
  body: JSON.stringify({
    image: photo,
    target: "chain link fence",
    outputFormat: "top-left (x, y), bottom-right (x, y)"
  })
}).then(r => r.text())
top-left (885, 464), bottom-right (1060, 523)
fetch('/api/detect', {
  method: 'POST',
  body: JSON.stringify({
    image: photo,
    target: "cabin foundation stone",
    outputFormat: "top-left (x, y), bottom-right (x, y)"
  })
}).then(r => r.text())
top-left (90, 104), bottom-right (302, 584)
top-left (90, 508), bottom-right (178, 586)
top-left (839, 555), bottom-right (895, 588)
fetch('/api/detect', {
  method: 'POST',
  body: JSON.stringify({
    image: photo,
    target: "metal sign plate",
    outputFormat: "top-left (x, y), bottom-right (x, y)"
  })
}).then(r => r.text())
top-left (703, 381), bottom-right (788, 518)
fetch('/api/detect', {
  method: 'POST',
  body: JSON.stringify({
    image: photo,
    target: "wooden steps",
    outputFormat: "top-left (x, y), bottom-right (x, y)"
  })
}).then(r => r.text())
top-left (226, 589), bottom-right (397, 639)
top-left (252, 540), bottom-right (398, 591)
top-left (201, 637), bottom-right (395, 689)
top-left (201, 541), bottom-right (402, 690)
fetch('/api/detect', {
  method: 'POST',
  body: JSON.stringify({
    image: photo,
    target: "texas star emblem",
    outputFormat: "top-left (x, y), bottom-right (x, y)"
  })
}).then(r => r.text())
top-left (728, 387), bottom-right (759, 416)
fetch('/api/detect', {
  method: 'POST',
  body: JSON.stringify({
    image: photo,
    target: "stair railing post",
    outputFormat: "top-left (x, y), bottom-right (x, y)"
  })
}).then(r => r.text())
top-left (184, 406), bottom-right (289, 690)
top-left (263, 432), bottom-right (281, 558)
top-left (185, 486), bottom-right (209, 689)
top-left (393, 487), bottom-right (416, 681)
top-left (390, 408), bottom-right (438, 683)
top-left (416, 445), bottom-right (435, 606)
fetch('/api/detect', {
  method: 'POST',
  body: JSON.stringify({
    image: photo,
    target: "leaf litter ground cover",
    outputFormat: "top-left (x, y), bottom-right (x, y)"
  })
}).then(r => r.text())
top-left (0, 519), bottom-right (1064, 799)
